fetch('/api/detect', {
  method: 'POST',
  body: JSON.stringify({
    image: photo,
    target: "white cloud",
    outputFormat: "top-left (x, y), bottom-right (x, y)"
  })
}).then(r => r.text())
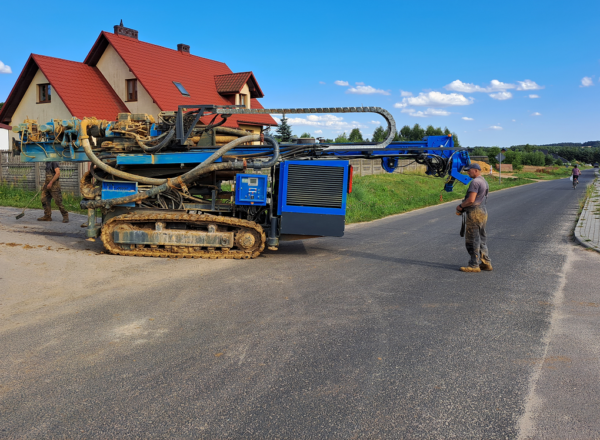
top-left (462, 117), bottom-right (473, 121)
top-left (285, 114), bottom-right (367, 130)
top-left (512, 119), bottom-right (516, 122)
top-left (314, 130), bottom-right (323, 134)
top-left (516, 79), bottom-right (543, 91)
top-left (489, 91), bottom-right (513, 100)
top-left (527, 94), bottom-right (539, 98)
top-left (319, 81), bottom-right (326, 85)
top-left (395, 91), bottom-right (473, 107)
top-left (0, 61), bottom-right (12, 74)
top-left (371, 120), bottom-right (381, 124)
top-left (334, 80), bottom-right (349, 86)
top-left (445, 79), bottom-right (515, 93)
top-left (532, 112), bottom-right (541, 116)
top-left (346, 85), bottom-right (390, 95)
top-left (490, 125), bottom-right (503, 130)
top-left (581, 76), bottom-right (593, 87)
top-left (401, 108), bottom-right (451, 117)
top-left (355, 82), bottom-right (365, 86)
top-left (400, 90), bottom-right (413, 97)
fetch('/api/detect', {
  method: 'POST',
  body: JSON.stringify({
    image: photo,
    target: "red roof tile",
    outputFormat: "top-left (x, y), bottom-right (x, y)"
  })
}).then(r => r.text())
top-left (215, 72), bottom-right (252, 94)
top-left (34, 55), bottom-right (128, 120)
top-left (86, 32), bottom-right (276, 128)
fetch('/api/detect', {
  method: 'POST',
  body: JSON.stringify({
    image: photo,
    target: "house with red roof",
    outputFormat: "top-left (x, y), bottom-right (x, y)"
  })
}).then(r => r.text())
top-left (0, 22), bottom-right (277, 143)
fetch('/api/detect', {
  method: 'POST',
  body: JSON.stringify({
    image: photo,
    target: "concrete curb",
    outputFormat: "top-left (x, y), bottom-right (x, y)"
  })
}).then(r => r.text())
top-left (573, 170), bottom-right (600, 252)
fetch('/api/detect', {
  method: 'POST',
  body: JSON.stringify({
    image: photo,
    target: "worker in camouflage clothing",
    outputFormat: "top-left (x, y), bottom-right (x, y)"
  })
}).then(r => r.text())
top-left (456, 163), bottom-right (491, 272)
top-left (38, 161), bottom-right (69, 223)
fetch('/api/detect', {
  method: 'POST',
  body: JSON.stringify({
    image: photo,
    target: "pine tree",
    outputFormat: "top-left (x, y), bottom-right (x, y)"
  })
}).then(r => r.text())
top-left (276, 115), bottom-right (293, 142)
top-left (372, 126), bottom-right (386, 143)
top-left (348, 128), bottom-right (364, 143)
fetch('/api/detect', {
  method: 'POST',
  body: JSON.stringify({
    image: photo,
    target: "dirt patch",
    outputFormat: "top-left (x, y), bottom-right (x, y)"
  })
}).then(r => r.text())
top-left (5, 243), bottom-right (20, 247)
top-left (22, 245), bottom-right (34, 249)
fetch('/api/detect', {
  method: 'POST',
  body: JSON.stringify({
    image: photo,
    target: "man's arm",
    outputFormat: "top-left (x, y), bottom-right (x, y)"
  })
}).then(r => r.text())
top-left (47, 167), bottom-right (60, 189)
top-left (457, 191), bottom-right (477, 212)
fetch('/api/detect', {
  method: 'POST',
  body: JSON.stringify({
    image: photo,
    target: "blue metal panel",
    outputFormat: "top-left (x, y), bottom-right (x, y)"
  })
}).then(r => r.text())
top-left (101, 181), bottom-right (138, 207)
top-left (235, 174), bottom-right (268, 206)
top-left (277, 160), bottom-right (349, 216)
top-left (116, 152), bottom-right (223, 165)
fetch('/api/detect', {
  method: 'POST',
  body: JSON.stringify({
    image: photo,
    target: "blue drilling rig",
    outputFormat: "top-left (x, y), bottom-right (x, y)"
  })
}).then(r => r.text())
top-left (12, 106), bottom-right (472, 258)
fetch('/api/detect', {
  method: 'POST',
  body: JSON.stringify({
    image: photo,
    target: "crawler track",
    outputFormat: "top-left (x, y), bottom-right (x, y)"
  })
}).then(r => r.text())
top-left (101, 213), bottom-right (266, 259)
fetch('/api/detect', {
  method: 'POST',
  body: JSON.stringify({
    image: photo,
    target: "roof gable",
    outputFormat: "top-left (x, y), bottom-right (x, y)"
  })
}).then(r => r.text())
top-left (0, 54), bottom-right (129, 124)
top-left (85, 32), bottom-right (276, 127)
top-left (214, 72), bottom-right (264, 98)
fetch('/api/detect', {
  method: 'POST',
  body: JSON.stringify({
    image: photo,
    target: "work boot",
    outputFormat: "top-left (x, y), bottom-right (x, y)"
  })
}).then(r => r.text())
top-left (480, 260), bottom-right (493, 271)
top-left (37, 216), bottom-right (52, 221)
top-left (460, 266), bottom-right (481, 273)
top-left (62, 215), bottom-right (69, 223)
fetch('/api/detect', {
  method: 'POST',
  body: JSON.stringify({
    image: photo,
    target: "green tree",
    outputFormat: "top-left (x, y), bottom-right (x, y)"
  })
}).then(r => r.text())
top-left (372, 126), bottom-right (386, 143)
top-left (399, 125), bottom-right (411, 141)
top-left (425, 125), bottom-right (437, 137)
top-left (0, 102), bottom-right (4, 111)
top-left (334, 132), bottom-right (349, 143)
top-left (348, 128), bottom-right (364, 143)
top-left (275, 115), bottom-right (293, 142)
top-left (300, 132), bottom-right (312, 138)
top-left (411, 124), bottom-right (425, 141)
top-left (451, 132), bottom-right (461, 148)
top-left (545, 155), bottom-right (555, 166)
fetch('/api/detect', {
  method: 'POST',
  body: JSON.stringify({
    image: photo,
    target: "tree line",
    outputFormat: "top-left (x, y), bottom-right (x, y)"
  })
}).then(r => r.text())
top-left (272, 116), bottom-right (460, 147)
top-left (471, 143), bottom-right (600, 169)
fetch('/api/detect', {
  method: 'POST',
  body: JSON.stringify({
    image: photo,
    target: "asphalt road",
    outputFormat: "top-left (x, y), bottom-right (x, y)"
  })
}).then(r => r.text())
top-left (0, 170), bottom-right (598, 438)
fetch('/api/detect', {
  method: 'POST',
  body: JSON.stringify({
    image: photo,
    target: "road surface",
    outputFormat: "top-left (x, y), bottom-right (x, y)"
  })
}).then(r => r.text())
top-left (0, 170), bottom-right (598, 438)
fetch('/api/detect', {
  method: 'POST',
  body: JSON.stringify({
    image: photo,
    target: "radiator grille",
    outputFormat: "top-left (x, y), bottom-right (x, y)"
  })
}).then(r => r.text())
top-left (286, 164), bottom-right (345, 208)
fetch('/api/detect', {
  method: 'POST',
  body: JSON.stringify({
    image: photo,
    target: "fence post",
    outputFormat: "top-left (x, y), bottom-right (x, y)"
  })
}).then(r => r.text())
top-left (35, 162), bottom-right (41, 191)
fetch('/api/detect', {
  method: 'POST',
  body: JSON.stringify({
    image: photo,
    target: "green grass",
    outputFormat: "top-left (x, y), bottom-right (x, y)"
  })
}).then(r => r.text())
top-left (0, 182), bottom-right (87, 215)
top-left (346, 173), bottom-right (534, 223)
top-left (513, 168), bottom-right (573, 180)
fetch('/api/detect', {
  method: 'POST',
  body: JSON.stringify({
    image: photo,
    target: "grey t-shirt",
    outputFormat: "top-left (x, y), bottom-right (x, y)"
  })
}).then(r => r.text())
top-left (465, 175), bottom-right (488, 206)
top-left (45, 161), bottom-right (60, 175)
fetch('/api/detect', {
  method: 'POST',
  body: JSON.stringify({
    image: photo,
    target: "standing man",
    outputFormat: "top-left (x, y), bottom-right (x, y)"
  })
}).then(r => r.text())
top-left (37, 161), bottom-right (69, 223)
top-left (456, 163), bottom-right (491, 272)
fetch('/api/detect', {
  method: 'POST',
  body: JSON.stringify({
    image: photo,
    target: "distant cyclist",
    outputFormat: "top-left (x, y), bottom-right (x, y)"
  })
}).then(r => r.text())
top-left (572, 165), bottom-right (581, 188)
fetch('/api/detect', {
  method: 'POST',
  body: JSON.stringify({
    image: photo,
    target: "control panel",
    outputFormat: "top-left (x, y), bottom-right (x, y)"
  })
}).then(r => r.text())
top-left (235, 174), bottom-right (268, 206)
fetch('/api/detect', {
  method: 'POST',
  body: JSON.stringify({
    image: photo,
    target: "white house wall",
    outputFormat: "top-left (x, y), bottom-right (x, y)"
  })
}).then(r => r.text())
top-left (9, 69), bottom-right (72, 142)
top-left (96, 44), bottom-right (161, 117)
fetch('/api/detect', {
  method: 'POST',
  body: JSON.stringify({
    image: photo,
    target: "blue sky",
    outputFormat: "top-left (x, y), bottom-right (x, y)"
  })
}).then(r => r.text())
top-left (0, 0), bottom-right (598, 147)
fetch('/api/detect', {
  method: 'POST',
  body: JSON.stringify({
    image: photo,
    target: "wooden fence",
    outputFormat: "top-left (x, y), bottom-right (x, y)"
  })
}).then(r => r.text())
top-left (0, 152), bottom-right (86, 195)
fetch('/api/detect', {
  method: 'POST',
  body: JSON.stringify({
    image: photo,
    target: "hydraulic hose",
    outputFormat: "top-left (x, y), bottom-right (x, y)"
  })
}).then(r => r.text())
top-left (134, 128), bottom-right (175, 153)
top-left (80, 162), bottom-right (245, 209)
top-left (248, 135), bottom-right (279, 169)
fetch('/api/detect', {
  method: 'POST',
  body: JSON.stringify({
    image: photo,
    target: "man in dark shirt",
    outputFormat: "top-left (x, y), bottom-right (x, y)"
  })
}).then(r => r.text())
top-left (38, 161), bottom-right (69, 223)
top-left (456, 163), bottom-right (491, 272)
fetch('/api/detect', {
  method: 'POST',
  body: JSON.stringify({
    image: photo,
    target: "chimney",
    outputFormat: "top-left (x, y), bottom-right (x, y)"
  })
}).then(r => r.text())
top-left (177, 44), bottom-right (190, 54)
top-left (114, 20), bottom-right (139, 40)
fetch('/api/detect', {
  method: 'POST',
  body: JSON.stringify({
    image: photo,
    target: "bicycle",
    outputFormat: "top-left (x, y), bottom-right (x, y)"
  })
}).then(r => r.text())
top-left (572, 176), bottom-right (579, 189)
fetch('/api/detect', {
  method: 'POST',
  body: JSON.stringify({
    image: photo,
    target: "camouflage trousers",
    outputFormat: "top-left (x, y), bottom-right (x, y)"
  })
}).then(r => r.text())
top-left (41, 175), bottom-right (68, 218)
top-left (464, 205), bottom-right (490, 268)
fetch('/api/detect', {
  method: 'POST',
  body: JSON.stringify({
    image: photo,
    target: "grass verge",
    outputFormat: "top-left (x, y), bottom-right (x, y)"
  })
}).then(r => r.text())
top-left (346, 172), bottom-right (534, 223)
top-left (512, 167), bottom-right (573, 180)
top-left (0, 182), bottom-right (87, 215)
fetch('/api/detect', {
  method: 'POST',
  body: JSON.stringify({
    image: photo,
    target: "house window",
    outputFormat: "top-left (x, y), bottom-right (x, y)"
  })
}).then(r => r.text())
top-left (239, 94), bottom-right (246, 107)
top-left (38, 84), bottom-right (51, 103)
top-left (173, 81), bottom-right (190, 97)
top-left (126, 79), bottom-right (138, 101)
